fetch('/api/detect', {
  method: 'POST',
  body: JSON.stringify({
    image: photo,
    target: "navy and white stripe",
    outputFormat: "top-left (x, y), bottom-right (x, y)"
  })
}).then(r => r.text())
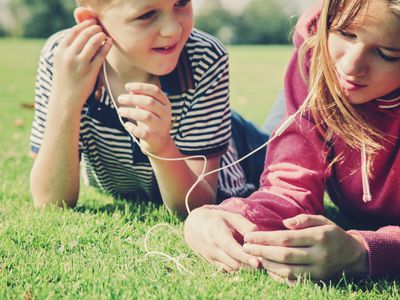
top-left (30, 29), bottom-right (252, 202)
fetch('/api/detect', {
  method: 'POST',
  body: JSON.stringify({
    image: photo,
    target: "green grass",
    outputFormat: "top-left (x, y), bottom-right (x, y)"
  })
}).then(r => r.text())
top-left (0, 38), bottom-right (399, 299)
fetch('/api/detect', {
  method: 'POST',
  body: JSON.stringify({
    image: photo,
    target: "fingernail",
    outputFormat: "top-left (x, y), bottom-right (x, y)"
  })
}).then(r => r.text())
top-left (283, 218), bottom-right (297, 227)
top-left (118, 108), bottom-right (127, 115)
top-left (243, 243), bottom-right (252, 253)
top-left (243, 234), bottom-right (250, 242)
top-left (248, 258), bottom-right (259, 268)
top-left (125, 83), bottom-right (135, 91)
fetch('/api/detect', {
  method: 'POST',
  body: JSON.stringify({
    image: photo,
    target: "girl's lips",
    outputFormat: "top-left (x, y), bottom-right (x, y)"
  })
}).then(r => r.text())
top-left (152, 43), bottom-right (178, 55)
top-left (339, 76), bottom-right (368, 91)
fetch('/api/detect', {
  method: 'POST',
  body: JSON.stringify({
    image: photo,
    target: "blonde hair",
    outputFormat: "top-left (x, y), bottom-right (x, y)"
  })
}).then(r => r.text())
top-left (299, 0), bottom-right (400, 174)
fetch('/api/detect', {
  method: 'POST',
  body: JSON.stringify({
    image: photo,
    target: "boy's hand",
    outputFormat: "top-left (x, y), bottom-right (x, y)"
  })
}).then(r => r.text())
top-left (243, 214), bottom-right (368, 281)
top-left (184, 207), bottom-right (260, 272)
top-left (118, 83), bottom-right (173, 155)
top-left (52, 19), bottom-right (112, 111)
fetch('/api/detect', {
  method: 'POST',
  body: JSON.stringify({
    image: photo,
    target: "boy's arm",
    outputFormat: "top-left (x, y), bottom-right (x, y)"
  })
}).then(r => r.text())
top-left (119, 39), bottom-right (231, 217)
top-left (149, 142), bottom-right (221, 217)
top-left (30, 20), bottom-right (112, 208)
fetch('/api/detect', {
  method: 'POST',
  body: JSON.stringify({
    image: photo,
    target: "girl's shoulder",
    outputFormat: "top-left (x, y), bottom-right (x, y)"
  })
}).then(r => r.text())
top-left (293, 1), bottom-right (323, 48)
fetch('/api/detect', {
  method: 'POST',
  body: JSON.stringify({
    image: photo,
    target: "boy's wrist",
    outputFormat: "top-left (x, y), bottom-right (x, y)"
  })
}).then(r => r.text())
top-left (152, 137), bottom-right (179, 158)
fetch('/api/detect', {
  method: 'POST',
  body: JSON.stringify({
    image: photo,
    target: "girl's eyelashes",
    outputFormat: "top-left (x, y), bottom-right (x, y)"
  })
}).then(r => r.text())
top-left (338, 29), bottom-right (357, 39)
top-left (337, 29), bottom-right (400, 62)
top-left (375, 49), bottom-right (400, 62)
top-left (175, 0), bottom-right (191, 8)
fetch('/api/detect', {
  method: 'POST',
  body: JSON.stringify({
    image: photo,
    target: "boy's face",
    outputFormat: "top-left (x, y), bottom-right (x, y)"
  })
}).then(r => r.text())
top-left (98, 0), bottom-right (193, 76)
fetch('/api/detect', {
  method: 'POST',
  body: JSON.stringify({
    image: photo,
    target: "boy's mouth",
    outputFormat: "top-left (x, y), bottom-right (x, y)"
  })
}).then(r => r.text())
top-left (153, 43), bottom-right (178, 54)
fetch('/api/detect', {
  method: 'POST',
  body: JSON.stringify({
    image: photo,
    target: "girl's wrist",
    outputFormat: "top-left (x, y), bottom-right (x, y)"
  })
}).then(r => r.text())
top-left (348, 233), bottom-right (369, 277)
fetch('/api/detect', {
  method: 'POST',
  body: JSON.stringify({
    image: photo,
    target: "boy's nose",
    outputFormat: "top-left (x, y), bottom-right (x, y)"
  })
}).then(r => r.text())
top-left (340, 46), bottom-right (368, 77)
top-left (159, 15), bottom-right (182, 38)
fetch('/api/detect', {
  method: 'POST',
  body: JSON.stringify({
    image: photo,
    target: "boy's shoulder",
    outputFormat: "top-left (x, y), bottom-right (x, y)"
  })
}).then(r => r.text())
top-left (186, 28), bottom-right (228, 58)
top-left (40, 29), bottom-right (69, 59)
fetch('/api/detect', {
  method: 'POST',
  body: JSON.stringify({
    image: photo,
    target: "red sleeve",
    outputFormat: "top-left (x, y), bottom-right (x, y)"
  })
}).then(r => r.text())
top-left (217, 115), bottom-right (329, 231)
top-left (213, 3), bottom-right (327, 231)
top-left (348, 227), bottom-right (400, 278)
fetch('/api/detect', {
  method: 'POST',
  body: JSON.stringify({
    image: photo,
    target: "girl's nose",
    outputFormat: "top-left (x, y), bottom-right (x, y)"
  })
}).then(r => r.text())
top-left (159, 15), bottom-right (182, 38)
top-left (339, 45), bottom-right (369, 77)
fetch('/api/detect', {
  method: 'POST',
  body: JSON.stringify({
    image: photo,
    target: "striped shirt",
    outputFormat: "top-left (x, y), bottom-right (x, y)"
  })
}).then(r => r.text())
top-left (30, 29), bottom-right (255, 203)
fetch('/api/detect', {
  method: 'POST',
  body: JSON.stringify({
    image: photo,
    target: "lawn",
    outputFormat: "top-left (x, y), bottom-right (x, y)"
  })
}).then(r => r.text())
top-left (0, 38), bottom-right (398, 299)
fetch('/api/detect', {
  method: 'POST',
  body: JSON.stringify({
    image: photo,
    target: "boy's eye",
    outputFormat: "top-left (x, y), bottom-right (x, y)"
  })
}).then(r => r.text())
top-left (376, 49), bottom-right (400, 62)
top-left (175, 0), bottom-right (191, 8)
top-left (338, 30), bottom-right (357, 39)
top-left (137, 10), bottom-right (156, 21)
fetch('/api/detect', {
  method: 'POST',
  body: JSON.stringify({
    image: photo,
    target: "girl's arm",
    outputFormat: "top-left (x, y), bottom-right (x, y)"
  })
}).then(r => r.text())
top-left (30, 21), bottom-right (112, 208)
top-left (217, 114), bottom-right (328, 229)
top-left (349, 226), bottom-right (400, 278)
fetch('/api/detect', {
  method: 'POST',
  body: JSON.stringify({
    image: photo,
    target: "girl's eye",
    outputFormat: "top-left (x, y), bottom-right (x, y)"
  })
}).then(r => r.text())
top-left (137, 10), bottom-right (156, 21)
top-left (339, 30), bottom-right (357, 39)
top-left (376, 49), bottom-right (400, 62)
top-left (175, 0), bottom-right (191, 8)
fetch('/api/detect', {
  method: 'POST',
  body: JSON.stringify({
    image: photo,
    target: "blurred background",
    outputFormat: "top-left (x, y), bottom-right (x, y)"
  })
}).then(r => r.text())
top-left (0, 0), bottom-right (317, 44)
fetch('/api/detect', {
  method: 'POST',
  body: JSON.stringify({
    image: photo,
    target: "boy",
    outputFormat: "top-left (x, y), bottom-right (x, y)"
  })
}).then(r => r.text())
top-left (30, 0), bottom-right (268, 217)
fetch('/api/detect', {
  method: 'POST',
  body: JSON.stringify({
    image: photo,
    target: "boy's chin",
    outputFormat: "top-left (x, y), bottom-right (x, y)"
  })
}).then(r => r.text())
top-left (151, 64), bottom-right (178, 77)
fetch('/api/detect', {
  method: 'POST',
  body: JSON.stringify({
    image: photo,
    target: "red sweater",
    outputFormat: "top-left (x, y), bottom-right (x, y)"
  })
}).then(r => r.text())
top-left (217, 2), bottom-right (400, 278)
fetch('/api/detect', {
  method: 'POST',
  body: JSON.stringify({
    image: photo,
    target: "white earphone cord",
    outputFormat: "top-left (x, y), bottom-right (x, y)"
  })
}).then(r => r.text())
top-left (102, 62), bottom-right (302, 274)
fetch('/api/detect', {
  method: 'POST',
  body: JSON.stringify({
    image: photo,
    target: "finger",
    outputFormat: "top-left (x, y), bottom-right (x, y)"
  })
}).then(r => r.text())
top-left (243, 244), bottom-right (312, 264)
top-left (91, 37), bottom-right (113, 66)
top-left (283, 214), bottom-right (333, 230)
top-left (211, 260), bottom-right (234, 273)
top-left (70, 25), bottom-right (104, 54)
top-left (210, 249), bottom-right (242, 271)
top-left (60, 19), bottom-right (97, 47)
top-left (118, 94), bottom-right (165, 117)
top-left (79, 32), bottom-right (109, 62)
top-left (213, 217), bottom-right (260, 268)
top-left (222, 212), bottom-right (258, 237)
top-left (124, 122), bottom-right (154, 140)
top-left (260, 258), bottom-right (312, 280)
top-left (119, 108), bottom-right (161, 129)
top-left (125, 83), bottom-right (170, 106)
top-left (244, 230), bottom-right (315, 247)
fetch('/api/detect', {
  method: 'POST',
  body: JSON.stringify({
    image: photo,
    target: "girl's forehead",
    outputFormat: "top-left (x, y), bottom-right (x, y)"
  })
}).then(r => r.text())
top-left (338, 0), bottom-right (400, 45)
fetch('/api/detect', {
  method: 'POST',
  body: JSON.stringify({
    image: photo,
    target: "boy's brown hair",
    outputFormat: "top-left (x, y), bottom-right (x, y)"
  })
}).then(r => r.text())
top-left (75, 0), bottom-right (115, 10)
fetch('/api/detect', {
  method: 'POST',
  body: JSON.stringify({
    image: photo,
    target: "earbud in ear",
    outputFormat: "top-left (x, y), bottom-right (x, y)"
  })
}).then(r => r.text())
top-left (74, 7), bottom-right (98, 24)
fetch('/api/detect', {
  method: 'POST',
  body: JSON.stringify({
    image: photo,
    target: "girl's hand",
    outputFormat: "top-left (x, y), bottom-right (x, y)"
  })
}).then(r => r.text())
top-left (118, 83), bottom-right (173, 155)
top-left (184, 207), bottom-right (260, 272)
top-left (243, 214), bottom-right (368, 281)
top-left (52, 19), bottom-right (112, 110)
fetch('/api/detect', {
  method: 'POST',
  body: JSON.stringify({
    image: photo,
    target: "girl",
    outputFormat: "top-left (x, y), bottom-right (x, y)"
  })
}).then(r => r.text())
top-left (29, 0), bottom-right (269, 217)
top-left (185, 0), bottom-right (400, 281)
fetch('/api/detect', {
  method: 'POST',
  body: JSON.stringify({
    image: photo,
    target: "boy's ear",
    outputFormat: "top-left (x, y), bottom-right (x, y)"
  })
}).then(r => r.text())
top-left (74, 7), bottom-right (98, 24)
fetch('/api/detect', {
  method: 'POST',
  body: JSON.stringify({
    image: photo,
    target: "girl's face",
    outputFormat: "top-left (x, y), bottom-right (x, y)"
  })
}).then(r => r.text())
top-left (328, 0), bottom-right (400, 104)
top-left (98, 0), bottom-right (193, 76)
